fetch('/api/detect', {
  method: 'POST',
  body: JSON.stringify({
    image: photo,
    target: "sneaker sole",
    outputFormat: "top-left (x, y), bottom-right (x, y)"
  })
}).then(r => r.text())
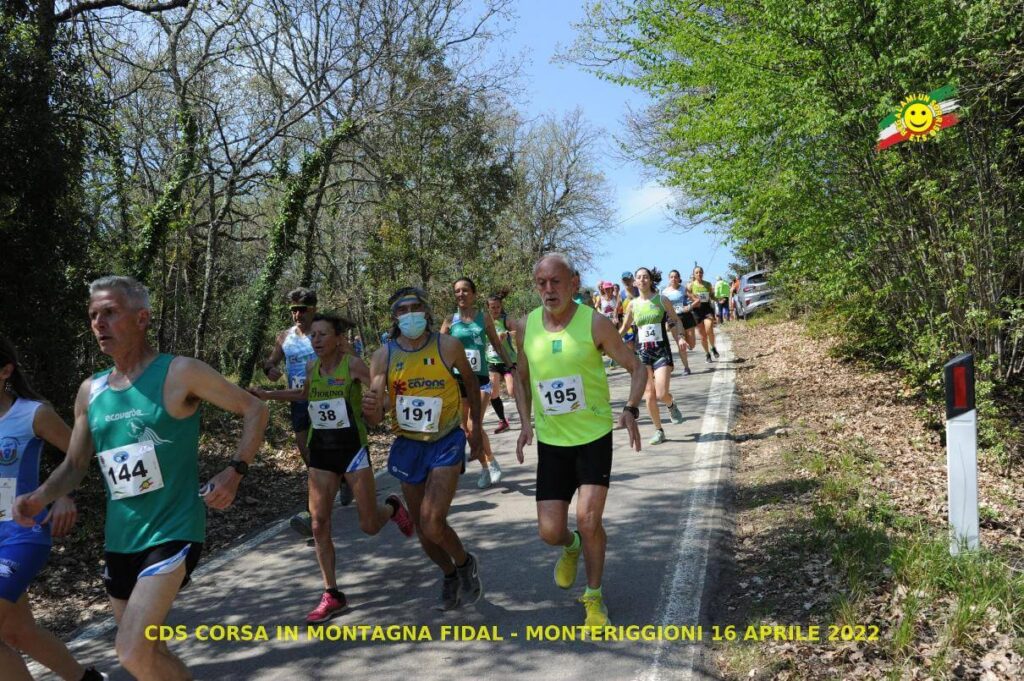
top-left (306, 605), bottom-right (349, 624)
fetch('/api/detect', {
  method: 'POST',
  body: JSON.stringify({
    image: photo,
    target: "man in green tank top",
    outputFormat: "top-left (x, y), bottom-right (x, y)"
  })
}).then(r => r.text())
top-left (14, 275), bottom-right (268, 681)
top-left (513, 254), bottom-right (649, 628)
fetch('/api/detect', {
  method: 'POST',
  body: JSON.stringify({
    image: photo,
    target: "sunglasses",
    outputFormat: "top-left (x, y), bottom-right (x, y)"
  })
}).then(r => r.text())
top-left (289, 305), bottom-right (309, 313)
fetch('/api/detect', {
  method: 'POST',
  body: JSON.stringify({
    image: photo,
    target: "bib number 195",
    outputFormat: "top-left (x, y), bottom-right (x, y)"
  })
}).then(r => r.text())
top-left (537, 375), bottom-right (586, 415)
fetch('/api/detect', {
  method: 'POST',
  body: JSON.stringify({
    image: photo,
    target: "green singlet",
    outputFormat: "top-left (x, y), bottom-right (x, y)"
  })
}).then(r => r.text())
top-left (88, 354), bottom-right (205, 554)
top-left (485, 314), bottom-right (517, 366)
top-left (306, 354), bottom-right (368, 448)
top-left (524, 304), bottom-right (612, 446)
top-left (449, 310), bottom-right (489, 377)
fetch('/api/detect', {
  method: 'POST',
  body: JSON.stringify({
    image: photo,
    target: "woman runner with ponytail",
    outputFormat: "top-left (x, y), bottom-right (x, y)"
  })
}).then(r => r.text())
top-left (485, 292), bottom-right (518, 435)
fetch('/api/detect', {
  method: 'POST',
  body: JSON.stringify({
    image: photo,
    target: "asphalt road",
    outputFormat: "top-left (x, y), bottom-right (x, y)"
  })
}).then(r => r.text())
top-left (36, 332), bottom-right (738, 681)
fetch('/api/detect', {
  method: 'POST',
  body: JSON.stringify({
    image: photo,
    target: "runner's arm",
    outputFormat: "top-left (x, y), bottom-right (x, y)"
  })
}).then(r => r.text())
top-left (262, 331), bottom-right (286, 382)
top-left (349, 355), bottom-right (371, 385)
top-left (29, 403), bottom-right (78, 536)
top-left (661, 296), bottom-right (684, 344)
top-left (512, 317), bottom-right (533, 463)
top-left (250, 359), bottom-right (311, 402)
top-left (13, 379), bottom-right (94, 524)
top-left (362, 347), bottom-right (389, 427)
top-left (594, 314), bottom-right (646, 451)
top-left (441, 335), bottom-right (482, 459)
top-left (177, 358), bottom-right (268, 509)
top-left (617, 306), bottom-right (634, 336)
top-left (483, 309), bottom-right (515, 367)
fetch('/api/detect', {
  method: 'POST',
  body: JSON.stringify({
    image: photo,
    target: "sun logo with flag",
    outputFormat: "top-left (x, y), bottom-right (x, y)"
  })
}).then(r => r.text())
top-left (878, 85), bottom-right (961, 151)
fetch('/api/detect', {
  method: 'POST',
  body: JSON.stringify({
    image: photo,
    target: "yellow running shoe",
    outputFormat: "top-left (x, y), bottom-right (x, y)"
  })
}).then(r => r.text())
top-left (554, 531), bottom-right (581, 589)
top-left (579, 591), bottom-right (610, 627)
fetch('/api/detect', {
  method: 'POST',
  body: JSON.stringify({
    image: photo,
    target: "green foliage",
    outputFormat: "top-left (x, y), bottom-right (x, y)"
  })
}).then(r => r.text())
top-left (578, 0), bottom-right (1024, 469)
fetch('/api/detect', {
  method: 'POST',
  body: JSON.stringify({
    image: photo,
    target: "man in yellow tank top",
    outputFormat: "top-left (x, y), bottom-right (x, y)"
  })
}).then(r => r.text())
top-left (513, 254), bottom-right (649, 627)
top-left (363, 287), bottom-right (485, 611)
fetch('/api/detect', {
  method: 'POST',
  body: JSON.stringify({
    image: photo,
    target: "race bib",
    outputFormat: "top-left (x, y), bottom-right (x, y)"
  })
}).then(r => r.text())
top-left (465, 349), bottom-right (482, 373)
top-left (288, 374), bottom-right (306, 390)
top-left (0, 478), bottom-right (14, 522)
top-left (97, 441), bottom-right (165, 500)
top-left (698, 291), bottom-right (710, 303)
top-left (673, 304), bottom-right (689, 314)
top-left (309, 398), bottom-right (351, 430)
top-left (396, 395), bottom-right (442, 433)
top-left (638, 323), bottom-right (664, 344)
top-left (537, 375), bottom-right (586, 415)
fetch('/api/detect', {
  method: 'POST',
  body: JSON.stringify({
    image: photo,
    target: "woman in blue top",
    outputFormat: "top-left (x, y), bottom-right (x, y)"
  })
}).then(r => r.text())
top-left (0, 337), bottom-right (106, 681)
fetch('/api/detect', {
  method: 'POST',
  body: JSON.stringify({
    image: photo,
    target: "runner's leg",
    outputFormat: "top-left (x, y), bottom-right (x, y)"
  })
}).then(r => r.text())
top-left (113, 564), bottom-right (191, 680)
top-left (576, 484), bottom-right (610, 589)
top-left (401, 471), bottom-right (466, 573)
top-left (0, 600), bottom-right (33, 681)
top-left (0, 595), bottom-right (85, 680)
top-left (655, 364), bottom-right (674, 407)
top-left (644, 366), bottom-right (662, 430)
top-left (536, 500), bottom-right (573, 547)
top-left (346, 466), bottom-right (393, 536)
top-left (308, 468), bottom-right (342, 589)
top-left (705, 317), bottom-right (717, 351)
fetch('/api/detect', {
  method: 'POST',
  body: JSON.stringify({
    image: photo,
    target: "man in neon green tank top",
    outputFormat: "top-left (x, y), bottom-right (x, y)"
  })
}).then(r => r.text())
top-left (14, 275), bottom-right (269, 680)
top-left (513, 254), bottom-right (649, 627)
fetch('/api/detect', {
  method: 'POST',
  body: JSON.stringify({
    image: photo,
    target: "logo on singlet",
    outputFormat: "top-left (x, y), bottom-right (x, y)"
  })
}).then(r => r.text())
top-left (104, 408), bottom-right (145, 423)
top-left (0, 437), bottom-right (18, 465)
top-left (127, 419), bottom-right (171, 446)
top-left (0, 558), bottom-right (17, 578)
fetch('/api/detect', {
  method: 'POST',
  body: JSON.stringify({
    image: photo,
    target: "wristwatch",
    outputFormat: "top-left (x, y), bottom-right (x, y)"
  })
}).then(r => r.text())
top-left (228, 460), bottom-right (249, 476)
top-left (623, 405), bottom-right (640, 419)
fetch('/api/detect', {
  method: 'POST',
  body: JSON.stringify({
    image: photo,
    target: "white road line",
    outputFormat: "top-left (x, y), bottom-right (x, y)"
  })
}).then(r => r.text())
top-left (635, 333), bottom-right (737, 681)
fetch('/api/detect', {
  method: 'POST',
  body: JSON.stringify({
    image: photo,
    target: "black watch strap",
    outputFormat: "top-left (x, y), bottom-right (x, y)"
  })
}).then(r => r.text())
top-left (623, 405), bottom-right (640, 419)
top-left (229, 460), bottom-right (249, 476)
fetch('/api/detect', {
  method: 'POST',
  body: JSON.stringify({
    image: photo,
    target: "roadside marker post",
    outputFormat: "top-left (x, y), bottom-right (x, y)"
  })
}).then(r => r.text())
top-left (943, 353), bottom-right (979, 555)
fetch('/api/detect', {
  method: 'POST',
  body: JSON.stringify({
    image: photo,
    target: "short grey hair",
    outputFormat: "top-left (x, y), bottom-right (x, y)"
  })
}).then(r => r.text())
top-left (89, 275), bottom-right (151, 311)
top-left (533, 252), bottom-right (576, 278)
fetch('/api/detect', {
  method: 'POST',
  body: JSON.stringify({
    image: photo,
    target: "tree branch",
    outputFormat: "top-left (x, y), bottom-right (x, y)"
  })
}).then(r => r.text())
top-left (56, 0), bottom-right (189, 23)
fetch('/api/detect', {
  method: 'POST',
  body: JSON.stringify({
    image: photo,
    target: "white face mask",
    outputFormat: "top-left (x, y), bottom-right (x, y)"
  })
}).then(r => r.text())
top-left (397, 312), bottom-right (427, 339)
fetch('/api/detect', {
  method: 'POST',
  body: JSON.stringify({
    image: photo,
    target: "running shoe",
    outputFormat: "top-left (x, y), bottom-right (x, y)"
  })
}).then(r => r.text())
top-left (705, 352), bottom-right (713, 363)
top-left (290, 511), bottom-right (313, 538)
top-left (580, 591), bottom-right (610, 627)
top-left (493, 419), bottom-right (511, 434)
top-left (306, 590), bottom-right (348, 623)
top-left (386, 494), bottom-right (414, 537)
top-left (436, 574), bottom-right (460, 611)
top-left (490, 459), bottom-right (503, 483)
top-left (668, 402), bottom-right (684, 424)
top-left (477, 467), bottom-right (492, 489)
top-left (649, 429), bottom-right (666, 445)
top-left (456, 553), bottom-right (483, 605)
top-left (554, 531), bottom-right (582, 589)
top-left (338, 480), bottom-right (354, 507)
top-left (711, 346), bottom-right (720, 359)
top-left (683, 367), bottom-right (692, 376)
top-left (81, 668), bottom-right (108, 681)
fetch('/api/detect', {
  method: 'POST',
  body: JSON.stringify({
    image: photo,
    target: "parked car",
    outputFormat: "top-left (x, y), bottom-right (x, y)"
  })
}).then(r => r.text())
top-left (735, 270), bottom-right (774, 319)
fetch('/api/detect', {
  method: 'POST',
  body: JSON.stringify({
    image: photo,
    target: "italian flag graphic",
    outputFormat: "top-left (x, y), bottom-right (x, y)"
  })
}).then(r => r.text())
top-left (877, 85), bottom-right (961, 151)
top-left (423, 357), bottom-right (436, 366)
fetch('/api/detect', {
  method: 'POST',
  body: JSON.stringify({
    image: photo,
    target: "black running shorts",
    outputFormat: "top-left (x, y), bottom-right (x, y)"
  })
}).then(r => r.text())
top-left (104, 540), bottom-right (203, 600)
top-left (536, 432), bottom-right (613, 502)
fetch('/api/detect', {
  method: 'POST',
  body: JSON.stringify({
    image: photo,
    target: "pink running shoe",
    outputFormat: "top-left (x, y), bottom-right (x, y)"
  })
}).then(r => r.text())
top-left (387, 494), bottom-right (415, 537)
top-left (306, 590), bottom-right (347, 623)
top-left (493, 419), bottom-right (511, 434)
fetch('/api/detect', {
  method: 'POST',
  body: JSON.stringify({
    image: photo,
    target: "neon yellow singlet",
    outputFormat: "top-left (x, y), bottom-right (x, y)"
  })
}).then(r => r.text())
top-left (524, 304), bottom-right (612, 446)
top-left (386, 334), bottom-right (462, 442)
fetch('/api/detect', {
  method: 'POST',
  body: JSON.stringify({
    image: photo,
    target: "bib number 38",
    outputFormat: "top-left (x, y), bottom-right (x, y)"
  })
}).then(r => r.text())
top-left (309, 397), bottom-right (351, 429)
top-left (537, 375), bottom-right (586, 415)
top-left (97, 441), bottom-right (165, 500)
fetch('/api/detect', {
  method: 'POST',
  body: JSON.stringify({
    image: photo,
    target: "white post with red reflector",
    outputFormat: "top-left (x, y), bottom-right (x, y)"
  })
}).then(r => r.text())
top-left (944, 353), bottom-right (978, 555)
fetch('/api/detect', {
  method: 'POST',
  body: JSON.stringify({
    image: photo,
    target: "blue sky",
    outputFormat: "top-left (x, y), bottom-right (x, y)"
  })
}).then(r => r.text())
top-left (480, 1), bottom-right (735, 286)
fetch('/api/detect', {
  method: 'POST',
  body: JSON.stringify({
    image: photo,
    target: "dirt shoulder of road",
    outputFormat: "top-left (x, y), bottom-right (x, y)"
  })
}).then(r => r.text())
top-left (710, 318), bottom-right (1023, 680)
top-left (31, 408), bottom-right (394, 638)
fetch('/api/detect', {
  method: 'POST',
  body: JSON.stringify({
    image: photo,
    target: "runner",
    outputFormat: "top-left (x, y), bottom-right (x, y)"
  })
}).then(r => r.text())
top-left (440, 278), bottom-right (514, 490)
top-left (616, 267), bottom-right (687, 445)
top-left (0, 337), bottom-right (108, 681)
top-left (363, 287), bottom-right (484, 611)
top-left (619, 272), bottom-right (639, 353)
top-left (730, 274), bottom-right (740, 320)
top-left (250, 314), bottom-right (413, 622)
top-left (261, 289), bottom-right (353, 535)
top-left (687, 266), bottom-right (720, 362)
top-left (595, 282), bottom-right (619, 325)
top-left (714, 275), bottom-right (731, 323)
top-left (14, 275), bottom-right (268, 680)
top-left (661, 269), bottom-right (694, 376)
top-left (514, 253), bottom-right (648, 627)
top-left (485, 293), bottom-right (517, 436)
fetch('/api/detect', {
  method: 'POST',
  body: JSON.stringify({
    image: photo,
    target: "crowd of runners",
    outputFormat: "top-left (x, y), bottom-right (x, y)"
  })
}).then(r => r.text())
top-left (0, 255), bottom-right (732, 680)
